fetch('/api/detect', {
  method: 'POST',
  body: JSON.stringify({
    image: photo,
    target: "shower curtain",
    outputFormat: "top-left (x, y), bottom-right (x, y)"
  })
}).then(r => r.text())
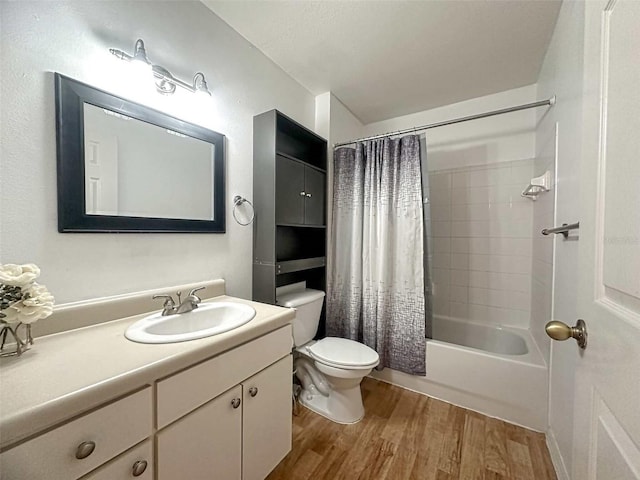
top-left (327, 135), bottom-right (429, 375)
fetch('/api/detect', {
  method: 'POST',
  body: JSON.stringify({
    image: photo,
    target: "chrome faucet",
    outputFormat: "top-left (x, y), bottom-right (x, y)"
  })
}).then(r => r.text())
top-left (152, 286), bottom-right (206, 316)
top-left (176, 287), bottom-right (205, 314)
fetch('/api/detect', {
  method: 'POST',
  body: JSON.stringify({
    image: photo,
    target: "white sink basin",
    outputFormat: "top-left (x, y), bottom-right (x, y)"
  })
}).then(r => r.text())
top-left (125, 302), bottom-right (256, 344)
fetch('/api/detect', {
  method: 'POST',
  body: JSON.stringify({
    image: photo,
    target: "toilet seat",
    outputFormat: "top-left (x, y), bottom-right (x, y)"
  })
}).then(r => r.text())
top-left (307, 337), bottom-right (379, 370)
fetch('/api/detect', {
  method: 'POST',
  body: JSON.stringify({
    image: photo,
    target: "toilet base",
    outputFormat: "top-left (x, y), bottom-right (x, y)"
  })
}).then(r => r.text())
top-left (298, 384), bottom-right (365, 424)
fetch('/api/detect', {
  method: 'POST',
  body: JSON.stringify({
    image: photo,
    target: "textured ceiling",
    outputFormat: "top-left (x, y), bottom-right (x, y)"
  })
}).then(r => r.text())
top-left (203, 1), bottom-right (561, 124)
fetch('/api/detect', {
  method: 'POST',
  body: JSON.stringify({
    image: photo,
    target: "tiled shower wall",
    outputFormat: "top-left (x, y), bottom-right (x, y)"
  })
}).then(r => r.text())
top-left (427, 159), bottom-right (535, 328)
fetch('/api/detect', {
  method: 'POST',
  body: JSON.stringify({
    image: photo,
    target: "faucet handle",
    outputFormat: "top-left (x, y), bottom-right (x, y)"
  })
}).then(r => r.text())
top-left (188, 286), bottom-right (206, 301)
top-left (152, 294), bottom-right (175, 308)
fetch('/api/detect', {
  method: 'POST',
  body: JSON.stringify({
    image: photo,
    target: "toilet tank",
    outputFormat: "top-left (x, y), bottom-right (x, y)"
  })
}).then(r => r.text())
top-left (276, 288), bottom-right (325, 346)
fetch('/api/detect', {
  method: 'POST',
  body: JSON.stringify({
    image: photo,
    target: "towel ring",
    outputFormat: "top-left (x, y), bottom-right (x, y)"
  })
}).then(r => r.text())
top-left (232, 195), bottom-right (255, 226)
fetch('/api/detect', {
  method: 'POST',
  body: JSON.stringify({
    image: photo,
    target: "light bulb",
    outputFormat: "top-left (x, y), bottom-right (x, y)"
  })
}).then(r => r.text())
top-left (195, 88), bottom-right (212, 99)
top-left (130, 39), bottom-right (151, 79)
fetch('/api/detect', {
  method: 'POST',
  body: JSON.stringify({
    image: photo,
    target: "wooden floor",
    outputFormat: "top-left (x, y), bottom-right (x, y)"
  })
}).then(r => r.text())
top-left (267, 378), bottom-right (556, 480)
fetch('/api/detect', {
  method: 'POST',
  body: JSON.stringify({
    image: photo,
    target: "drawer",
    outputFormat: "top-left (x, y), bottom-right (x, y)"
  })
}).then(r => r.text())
top-left (81, 439), bottom-right (153, 480)
top-left (0, 387), bottom-right (152, 480)
top-left (157, 325), bottom-right (292, 428)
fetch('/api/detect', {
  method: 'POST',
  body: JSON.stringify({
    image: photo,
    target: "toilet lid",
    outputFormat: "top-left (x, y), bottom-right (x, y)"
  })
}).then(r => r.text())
top-left (307, 337), bottom-right (379, 368)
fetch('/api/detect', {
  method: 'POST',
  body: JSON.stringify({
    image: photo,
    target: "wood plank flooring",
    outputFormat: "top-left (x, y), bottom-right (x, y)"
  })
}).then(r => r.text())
top-left (266, 378), bottom-right (557, 480)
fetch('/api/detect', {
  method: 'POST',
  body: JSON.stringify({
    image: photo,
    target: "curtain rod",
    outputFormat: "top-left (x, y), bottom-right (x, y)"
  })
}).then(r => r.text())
top-left (333, 95), bottom-right (556, 148)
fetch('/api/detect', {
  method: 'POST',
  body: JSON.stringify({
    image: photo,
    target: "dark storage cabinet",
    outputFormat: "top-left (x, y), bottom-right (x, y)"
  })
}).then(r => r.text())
top-left (276, 155), bottom-right (325, 226)
top-left (253, 110), bottom-right (327, 307)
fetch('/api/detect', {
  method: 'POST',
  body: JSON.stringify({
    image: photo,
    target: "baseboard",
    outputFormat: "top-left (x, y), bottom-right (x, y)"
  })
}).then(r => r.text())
top-left (546, 428), bottom-right (570, 480)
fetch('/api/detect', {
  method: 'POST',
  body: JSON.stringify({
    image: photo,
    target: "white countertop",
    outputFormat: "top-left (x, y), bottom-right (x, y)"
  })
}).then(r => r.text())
top-left (0, 295), bottom-right (294, 450)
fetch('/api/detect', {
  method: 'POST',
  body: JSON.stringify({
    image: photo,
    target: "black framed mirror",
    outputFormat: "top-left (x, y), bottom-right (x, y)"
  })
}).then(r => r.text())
top-left (55, 73), bottom-right (225, 233)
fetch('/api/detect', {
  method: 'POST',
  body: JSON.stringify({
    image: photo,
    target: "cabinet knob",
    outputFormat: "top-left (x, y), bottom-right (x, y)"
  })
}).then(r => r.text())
top-left (299, 191), bottom-right (306, 196)
top-left (249, 387), bottom-right (259, 397)
top-left (231, 397), bottom-right (241, 409)
top-left (132, 460), bottom-right (148, 477)
top-left (75, 441), bottom-right (96, 460)
top-left (306, 193), bottom-right (312, 198)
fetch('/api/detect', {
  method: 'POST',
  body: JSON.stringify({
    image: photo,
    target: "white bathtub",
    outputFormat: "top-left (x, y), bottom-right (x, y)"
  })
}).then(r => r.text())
top-left (371, 315), bottom-right (548, 431)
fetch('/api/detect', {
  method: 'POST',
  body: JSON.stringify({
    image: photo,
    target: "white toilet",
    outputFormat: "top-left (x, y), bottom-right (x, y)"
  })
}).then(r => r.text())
top-left (277, 287), bottom-right (379, 424)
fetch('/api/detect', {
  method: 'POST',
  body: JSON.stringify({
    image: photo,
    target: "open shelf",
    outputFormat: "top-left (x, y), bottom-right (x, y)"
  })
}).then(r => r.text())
top-left (275, 113), bottom-right (327, 170)
top-left (276, 226), bottom-right (326, 261)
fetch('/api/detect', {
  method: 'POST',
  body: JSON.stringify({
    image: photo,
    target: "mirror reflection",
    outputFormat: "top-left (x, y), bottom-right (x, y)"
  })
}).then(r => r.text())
top-left (83, 103), bottom-right (215, 221)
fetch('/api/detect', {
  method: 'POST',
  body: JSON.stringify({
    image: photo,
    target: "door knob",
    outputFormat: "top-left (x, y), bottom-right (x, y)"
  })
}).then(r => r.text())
top-left (545, 319), bottom-right (587, 349)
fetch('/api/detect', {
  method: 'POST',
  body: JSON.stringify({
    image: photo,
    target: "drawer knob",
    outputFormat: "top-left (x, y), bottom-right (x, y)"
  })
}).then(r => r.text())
top-left (249, 387), bottom-right (258, 397)
top-left (306, 193), bottom-right (312, 198)
top-left (231, 397), bottom-right (241, 409)
top-left (75, 441), bottom-right (96, 459)
top-left (132, 460), bottom-right (148, 477)
top-left (299, 191), bottom-right (306, 196)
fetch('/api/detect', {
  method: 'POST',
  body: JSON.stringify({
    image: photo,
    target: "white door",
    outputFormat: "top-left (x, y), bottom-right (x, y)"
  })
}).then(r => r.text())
top-left (83, 113), bottom-right (119, 215)
top-left (572, 0), bottom-right (640, 478)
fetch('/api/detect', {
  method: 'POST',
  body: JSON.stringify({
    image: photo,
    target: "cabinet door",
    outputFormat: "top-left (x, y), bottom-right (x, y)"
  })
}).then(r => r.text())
top-left (157, 385), bottom-right (242, 480)
top-left (276, 155), bottom-right (305, 224)
top-left (303, 167), bottom-right (325, 226)
top-left (242, 355), bottom-right (293, 480)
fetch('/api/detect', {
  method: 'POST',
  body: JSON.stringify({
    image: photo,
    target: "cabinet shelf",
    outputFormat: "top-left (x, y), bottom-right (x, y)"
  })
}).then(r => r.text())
top-left (276, 257), bottom-right (326, 275)
top-left (276, 223), bottom-right (326, 229)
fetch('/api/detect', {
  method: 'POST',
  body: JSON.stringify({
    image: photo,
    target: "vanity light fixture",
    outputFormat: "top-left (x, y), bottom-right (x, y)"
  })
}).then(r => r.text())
top-left (109, 39), bottom-right (212, 97)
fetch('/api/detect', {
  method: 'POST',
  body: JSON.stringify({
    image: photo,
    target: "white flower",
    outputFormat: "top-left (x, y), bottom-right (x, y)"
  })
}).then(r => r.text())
top-left (1, 306), bottom-right (23, 324)
top-left (1, 283), bottom-right (54, 325)
top-left (0, 264), bottom-right (41, 287)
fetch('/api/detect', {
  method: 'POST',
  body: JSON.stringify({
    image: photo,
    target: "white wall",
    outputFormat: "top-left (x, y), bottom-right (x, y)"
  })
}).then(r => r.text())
top-left (529, 124), bottom-right (556, 363)
top-left (363, 85), bottom-right (538, 171)
top-left (535, 1), bottom-right (586, 478)
top-left (0, 1), bottom-right (315, 304)
top-left (315, 92), bottom-right (364, 280)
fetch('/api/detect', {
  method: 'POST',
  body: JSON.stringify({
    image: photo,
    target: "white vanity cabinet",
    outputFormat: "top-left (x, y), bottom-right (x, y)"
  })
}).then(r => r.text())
top-left (157, 355), bottom-right (292, 480)
top-left (0, 323), bottom-right (293, 480)
top-left (156, 325), bottom-right (293, 480)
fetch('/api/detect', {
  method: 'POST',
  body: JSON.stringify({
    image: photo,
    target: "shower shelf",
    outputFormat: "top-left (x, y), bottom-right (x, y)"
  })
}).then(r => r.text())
top-left (521, 171), bottom-right (551, 200)
top-left (276, 257), bottom-right (326, 275)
